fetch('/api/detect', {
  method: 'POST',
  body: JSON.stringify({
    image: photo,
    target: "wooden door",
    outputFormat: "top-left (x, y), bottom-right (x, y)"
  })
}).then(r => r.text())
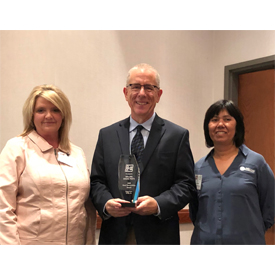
top-left (238, 69), bottom-right (275, 245)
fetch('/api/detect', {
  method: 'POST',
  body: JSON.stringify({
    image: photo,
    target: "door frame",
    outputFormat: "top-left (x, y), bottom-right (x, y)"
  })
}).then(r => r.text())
top-left (224, 55), bottom-right (275, 245)
top-left (224, 55), bottom-right (275, 104)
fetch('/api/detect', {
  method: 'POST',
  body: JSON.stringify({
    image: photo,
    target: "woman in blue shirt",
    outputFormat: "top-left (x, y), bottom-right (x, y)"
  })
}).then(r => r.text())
top-left (190, 99), bottom-right (274, 244)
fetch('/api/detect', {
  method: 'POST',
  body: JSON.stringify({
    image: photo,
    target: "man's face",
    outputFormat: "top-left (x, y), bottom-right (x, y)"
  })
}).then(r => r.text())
top-left (123, 68), bottom-right (162, 123)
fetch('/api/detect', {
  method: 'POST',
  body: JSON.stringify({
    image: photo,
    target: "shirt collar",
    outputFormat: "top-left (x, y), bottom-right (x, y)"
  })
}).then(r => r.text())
top-left (205, 148), bottom-right (214, 160)
top-left (129, 112), bottom-right (155, 132)
top-left (28, 130), bottom-right (70, 155)
top-left (28, 130), bottom-right (52, 152)
top-left (238, 144), bottom-right (248, 157)
top-left (205, 143), bottom-right (247, 160)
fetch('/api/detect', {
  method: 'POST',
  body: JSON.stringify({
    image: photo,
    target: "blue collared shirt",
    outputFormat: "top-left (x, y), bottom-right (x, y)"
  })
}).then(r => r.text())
top-left (190, 144), bottom-right (275, 244)
top-left (129, 113), bottom-right (155, 153)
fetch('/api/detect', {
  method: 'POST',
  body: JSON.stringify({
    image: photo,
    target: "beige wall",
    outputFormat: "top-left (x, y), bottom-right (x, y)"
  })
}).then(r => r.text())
top-left (0, 30), bottom-right (215, 165)
top-left (2, 31), bottom-right (274, 165)
top-left (1, 30), bottom-right (274, 244)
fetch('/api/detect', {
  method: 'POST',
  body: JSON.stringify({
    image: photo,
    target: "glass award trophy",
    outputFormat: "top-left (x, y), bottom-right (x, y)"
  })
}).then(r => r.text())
top-left (118, 154), bottom-right (140, 207)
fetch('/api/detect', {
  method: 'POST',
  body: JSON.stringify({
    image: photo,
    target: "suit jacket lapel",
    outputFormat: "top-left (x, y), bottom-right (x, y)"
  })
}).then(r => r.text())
top-left (117, 117), bottom-right (130, 155)
top-left (117, 115), bottom-right (165, 174)
top-left (140, 114), bottom-right (165, 174)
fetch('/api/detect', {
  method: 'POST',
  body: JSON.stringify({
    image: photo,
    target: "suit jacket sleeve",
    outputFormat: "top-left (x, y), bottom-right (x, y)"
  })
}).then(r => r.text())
top-left (90, 129), bottom-right (114, 218)
top-left (154, 129), bottom-right (197, 220)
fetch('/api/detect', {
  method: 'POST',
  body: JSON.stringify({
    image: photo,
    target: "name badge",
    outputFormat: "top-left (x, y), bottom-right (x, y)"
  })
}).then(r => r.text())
top-left (195, 174), bottom-right (202, 190)
top-left (57, 151), bottom-right (76, 167)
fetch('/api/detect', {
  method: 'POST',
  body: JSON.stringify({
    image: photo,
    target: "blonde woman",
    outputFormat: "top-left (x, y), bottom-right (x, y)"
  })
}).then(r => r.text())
top-left (0, 85), bottom-right (96, 245)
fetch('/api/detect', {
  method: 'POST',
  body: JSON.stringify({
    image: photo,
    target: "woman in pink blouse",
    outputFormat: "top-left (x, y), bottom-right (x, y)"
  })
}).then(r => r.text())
top-left (0, 84), bottom-right (96, 245)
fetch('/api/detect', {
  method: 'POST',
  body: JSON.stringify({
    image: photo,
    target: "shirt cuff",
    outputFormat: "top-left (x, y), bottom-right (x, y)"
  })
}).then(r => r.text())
top-left (154, 202), bottom-right (161, 219)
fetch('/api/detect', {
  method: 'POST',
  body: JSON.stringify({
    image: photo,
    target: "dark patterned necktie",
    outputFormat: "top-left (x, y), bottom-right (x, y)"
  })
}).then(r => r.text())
top-left (131, 125), bottom-right (144, 163)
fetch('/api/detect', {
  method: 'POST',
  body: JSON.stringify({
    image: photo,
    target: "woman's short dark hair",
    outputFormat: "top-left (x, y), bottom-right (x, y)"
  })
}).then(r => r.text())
top-left (204, 99), bottom-right (245, 148)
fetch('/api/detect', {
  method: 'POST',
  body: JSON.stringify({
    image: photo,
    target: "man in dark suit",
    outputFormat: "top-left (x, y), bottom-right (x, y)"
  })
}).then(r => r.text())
top-left (90, 63), bottom-right (196, 244)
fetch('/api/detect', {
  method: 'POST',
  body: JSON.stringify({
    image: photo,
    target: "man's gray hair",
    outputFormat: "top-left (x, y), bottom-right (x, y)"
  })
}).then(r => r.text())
top-left (126, 63), bottom-right (160, 87)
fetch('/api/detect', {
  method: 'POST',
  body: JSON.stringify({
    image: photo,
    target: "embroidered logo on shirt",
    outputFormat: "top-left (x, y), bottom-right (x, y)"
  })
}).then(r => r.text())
top-left (240, 166), bottom-right (255, 173)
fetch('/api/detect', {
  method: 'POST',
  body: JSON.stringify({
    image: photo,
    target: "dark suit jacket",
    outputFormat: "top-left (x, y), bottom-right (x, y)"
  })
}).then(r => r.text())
top-left (90, 114), bottom-right (196, 244)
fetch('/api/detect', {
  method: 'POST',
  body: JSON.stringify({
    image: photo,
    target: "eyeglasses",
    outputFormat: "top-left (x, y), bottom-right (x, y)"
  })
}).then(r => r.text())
top-left (127, 83), bottom-right (159, 93)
